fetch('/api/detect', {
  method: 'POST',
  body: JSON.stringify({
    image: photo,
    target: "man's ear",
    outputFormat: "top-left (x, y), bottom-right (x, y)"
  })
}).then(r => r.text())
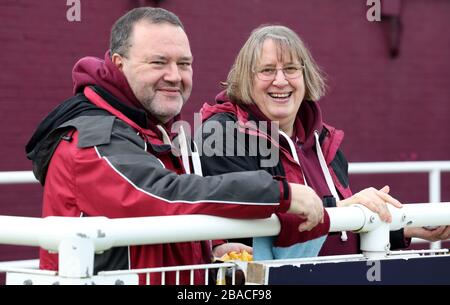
top-left (111, 53), bottom-right (124, 71)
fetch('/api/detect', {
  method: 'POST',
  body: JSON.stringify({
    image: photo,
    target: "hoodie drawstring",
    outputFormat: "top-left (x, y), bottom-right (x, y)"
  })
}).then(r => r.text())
top-left (279, 130), bottom-right (308, 186)
top-left (191, 141), bottom-right (203, 176)
top-left (314, 130), bottom-right (348, 242)
top-left (156, 125), bottom-right (172, 145)
top-left (177, 125), bottom-right (191, 175)
top-left (163, 125), bottom-right (203, 176)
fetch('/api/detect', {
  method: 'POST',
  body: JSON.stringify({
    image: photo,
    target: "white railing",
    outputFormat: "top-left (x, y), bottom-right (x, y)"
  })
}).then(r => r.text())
top-left (0, 171), bottom-right (38, 184)
top-left (1, 203), bottom-right (450, 284)
top-left (97, 262), bottom-right (240, 285)
top-left (1, 161), bottom-right (450, 283)
top-left (3, 204), bottom-right (448, 251)
top-left (0, 161), bottom-right (449, 249)
top-left (349, 161), bottom-right (450, 248)
top-left (3, 161), bottom-right (448, 241)
top-left (0, 259), bottom-right (38, 270)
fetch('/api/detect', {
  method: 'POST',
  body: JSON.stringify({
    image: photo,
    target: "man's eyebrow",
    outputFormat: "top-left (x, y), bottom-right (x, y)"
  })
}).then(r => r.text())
top-left (145, 55), bottom-right (193, 62)
top-left (179, 56), bottom-right (193, 62)
top-left (146, 55), bottom-right (167, 61)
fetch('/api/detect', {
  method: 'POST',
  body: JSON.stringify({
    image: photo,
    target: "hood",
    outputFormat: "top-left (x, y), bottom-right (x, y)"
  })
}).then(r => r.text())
top-left (25, 93), bottom-right (107, 184)
top-left (294, 98), bottom-right (324, 149)
top-left (72, 51), bottom-right (143, 110)
top-left (200, 90), bottom-right (247, 122)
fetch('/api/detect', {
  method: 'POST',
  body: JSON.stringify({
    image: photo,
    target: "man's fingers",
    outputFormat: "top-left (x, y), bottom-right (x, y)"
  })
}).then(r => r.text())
top-left (298, 220), bottom-right (314, 232)
top-left (297, 212), bottom-right (321, 232)
top-left (439, 226), bottom-right (450, 239)
top-left (242, 245), bottom-right (253, 254)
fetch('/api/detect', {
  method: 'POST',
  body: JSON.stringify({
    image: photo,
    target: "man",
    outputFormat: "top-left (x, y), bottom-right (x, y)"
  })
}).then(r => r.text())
top-left (25, 7), bottom-right (326, 285)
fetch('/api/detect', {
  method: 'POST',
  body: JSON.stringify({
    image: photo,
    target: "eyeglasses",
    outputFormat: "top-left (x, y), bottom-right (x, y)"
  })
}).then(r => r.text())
top-left (254, 65), bottom-right (305, 81)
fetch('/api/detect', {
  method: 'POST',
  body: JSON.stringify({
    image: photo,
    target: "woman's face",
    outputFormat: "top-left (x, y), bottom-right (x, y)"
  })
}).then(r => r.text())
top-left (251, 39), bottom-right (305, 133)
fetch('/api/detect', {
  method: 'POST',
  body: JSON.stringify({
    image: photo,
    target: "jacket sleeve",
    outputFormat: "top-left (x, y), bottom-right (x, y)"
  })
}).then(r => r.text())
top-left (45, 117), bottom-right (290, 219)
top-left (389, 229), bottom-right (411, 249)
top-left (197, 114), bottom-right (329, 247)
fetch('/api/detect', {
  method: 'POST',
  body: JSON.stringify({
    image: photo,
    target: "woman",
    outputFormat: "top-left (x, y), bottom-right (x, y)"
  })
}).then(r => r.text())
top-left (198, 25), bottom-right (449, 260)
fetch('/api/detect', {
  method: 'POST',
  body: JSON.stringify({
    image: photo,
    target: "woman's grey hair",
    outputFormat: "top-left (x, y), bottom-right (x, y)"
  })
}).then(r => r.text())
top-left (110, 7), bottom-right (184, 58)
top-left (226, 25), bottom-right (326, 103)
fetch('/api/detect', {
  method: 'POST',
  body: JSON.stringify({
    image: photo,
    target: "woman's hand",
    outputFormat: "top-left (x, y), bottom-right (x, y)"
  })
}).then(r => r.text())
top-left (337, 185), bottom-right (402, 222)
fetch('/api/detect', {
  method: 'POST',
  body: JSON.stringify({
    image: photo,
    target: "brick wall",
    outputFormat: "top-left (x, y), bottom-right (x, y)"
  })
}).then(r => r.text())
top-left (0, 0), bottom-right (449, 263)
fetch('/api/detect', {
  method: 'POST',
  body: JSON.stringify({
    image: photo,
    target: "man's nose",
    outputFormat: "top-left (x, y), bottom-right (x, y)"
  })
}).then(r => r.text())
top-left (163, 62), bottom-right (182, 83)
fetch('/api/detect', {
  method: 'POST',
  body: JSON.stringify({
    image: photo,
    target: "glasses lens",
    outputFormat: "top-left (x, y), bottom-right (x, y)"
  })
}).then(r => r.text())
top-left (284, 67), bottom-right (301, 77)
top-left (256, 66), bottom-right (303, 81)
top-left (257, 68), bottom-right (276, 80)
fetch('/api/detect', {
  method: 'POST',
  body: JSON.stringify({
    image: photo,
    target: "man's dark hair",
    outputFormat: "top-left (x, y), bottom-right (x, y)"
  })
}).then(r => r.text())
top-left (110, 7), bottom-right (184, 57)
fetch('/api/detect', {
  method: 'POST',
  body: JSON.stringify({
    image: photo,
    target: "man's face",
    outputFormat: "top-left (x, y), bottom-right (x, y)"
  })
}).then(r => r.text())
top-left (114, 21), bottom-right (193, 123)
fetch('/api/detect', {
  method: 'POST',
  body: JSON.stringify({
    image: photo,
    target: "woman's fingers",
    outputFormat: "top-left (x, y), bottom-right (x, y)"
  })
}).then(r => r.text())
top-left (380, 185), bottom-right (390, 193)
top-left (340, 186), bottom-right (403, 223)
top-left (363, 200), bottom-right (391, 222)
top-left (377, 185), bottom-right (403, 208)
top-left (358, 190), bottom-right (392, 222)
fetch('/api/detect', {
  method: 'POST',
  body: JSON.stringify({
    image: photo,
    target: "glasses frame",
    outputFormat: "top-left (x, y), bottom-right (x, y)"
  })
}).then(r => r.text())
top-left (254, 64), bottom-right (305, 81)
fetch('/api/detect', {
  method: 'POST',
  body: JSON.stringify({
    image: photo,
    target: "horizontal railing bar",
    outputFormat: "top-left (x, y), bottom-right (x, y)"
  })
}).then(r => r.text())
top-left (388, 249), bottom-right (449, 256)
top-left (0, 259), bottom-right (39, 270)
top-left (1, 203), bottom-right (449, 252)
top-left (98, 262), bottom-right (237, 276)
top-left (1, 161), bottom-right (450, 184)
top-left (0, 171), bottom-right (38, 184)
top-left (349, 161), bottom-right (450, 174)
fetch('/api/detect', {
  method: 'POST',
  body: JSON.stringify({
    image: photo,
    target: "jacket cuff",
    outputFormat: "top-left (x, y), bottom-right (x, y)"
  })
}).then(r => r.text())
top-left (274, 176), bottom-right (290, 213)
top-left (322, 195), bottom-right (337, 208)
top-left (389, 228), bottom-right (411, 249)
top-left (274, 209), bottom-right (330, 247)
top-left (211, 240), bottom-right (227, 249)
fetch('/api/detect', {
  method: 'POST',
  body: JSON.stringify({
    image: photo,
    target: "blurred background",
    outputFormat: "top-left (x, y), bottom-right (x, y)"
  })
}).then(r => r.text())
top-left (1, 0), bottom-right (449, 263)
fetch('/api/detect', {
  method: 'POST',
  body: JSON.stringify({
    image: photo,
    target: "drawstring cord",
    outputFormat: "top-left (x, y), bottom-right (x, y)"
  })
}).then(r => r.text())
top-left (279, 130), bottom-right (308, 186)
top-left (314, 131), bottom-right (347, 242)
top-left (159, 125), bottom-right (203, 176)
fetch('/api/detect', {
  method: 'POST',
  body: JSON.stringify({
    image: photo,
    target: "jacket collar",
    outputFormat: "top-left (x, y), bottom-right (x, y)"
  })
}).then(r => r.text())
top-left (91, 85), bottom-right (148, 128)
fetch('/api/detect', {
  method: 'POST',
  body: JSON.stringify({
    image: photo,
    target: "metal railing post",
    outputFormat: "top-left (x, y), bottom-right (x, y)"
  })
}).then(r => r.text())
top-left (58, 237), bottom-right (95, 278)
top-left (429, 169), bottom-right (442, 250)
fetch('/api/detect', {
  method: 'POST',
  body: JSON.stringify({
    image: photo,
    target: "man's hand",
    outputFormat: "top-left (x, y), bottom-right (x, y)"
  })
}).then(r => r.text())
top-left (337, 185), bottom-right (402, 222)
top-left (287, 183), bottom-right (324, 232)
top-left (404, 226), bottom-right (450, 242)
